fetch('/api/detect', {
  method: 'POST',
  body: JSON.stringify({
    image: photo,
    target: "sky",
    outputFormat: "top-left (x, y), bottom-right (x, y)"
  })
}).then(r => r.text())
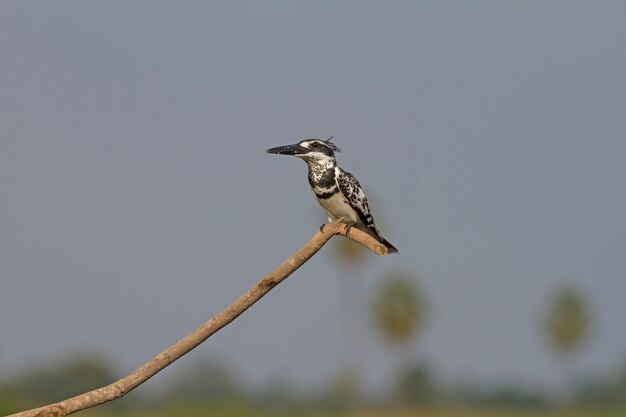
top-left (1, 1), bottom-right (625, 396)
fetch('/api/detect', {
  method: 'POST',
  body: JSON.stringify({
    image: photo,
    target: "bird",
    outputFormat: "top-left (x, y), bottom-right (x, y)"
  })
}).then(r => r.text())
top-left (266, 137), bottom-right (398, 254)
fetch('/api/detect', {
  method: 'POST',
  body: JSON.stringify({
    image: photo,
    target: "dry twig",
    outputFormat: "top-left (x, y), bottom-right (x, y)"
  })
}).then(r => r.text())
top-left (9, 220), bottom-right (390, 417)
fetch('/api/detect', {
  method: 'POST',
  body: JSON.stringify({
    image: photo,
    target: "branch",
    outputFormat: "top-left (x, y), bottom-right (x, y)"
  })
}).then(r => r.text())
top-left (8, 221), bottom-right (390, 417)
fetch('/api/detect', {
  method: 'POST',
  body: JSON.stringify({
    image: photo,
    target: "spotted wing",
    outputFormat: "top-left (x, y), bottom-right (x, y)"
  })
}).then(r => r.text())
top-left (336, 168), bottom-right (382, 239)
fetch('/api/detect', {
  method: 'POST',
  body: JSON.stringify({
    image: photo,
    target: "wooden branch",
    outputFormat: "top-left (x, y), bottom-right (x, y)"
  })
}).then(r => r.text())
top-left (8, 221), bottom-right (389, 417)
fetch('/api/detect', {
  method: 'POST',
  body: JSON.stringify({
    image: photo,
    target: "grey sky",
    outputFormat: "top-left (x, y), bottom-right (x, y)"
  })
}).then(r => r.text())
top-left (1, 1), bottom-right (625, 394)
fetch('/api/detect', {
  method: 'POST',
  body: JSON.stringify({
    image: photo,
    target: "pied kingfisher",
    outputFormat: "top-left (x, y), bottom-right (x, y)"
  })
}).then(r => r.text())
top-left (266, 138), bottom-right (398, 253)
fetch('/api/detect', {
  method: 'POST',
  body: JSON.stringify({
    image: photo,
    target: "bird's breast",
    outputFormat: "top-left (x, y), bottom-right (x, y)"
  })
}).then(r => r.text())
top-left (315, 191), bottom-right (359, 223)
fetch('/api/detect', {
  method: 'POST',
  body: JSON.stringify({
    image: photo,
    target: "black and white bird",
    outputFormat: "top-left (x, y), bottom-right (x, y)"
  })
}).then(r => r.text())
top-left (266, 138), bottom-right (398, 253)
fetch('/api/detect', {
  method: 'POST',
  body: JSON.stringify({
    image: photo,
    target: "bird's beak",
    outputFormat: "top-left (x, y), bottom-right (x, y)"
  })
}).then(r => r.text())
top-left (266, 143), bottom-right (307, 156)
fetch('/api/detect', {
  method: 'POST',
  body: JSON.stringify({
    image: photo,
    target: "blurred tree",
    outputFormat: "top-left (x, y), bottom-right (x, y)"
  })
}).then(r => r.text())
top-left (373, 273), bottom-right (425, 346)
top-left (452, 382), bottom-right (547, 408)
top-left (574, 354), bottom-right (626, 407)
top-left (161, 358), bottom-right (242, 406)
top-left (10, 353), bottom-right (114, 406)
top-left (397, 363), bottom-right (439, 405)
top-left (544, 286), bottom-right (590, 353)
top-left (372, 272), bottom-right (427, 403)
top-left (0, 384), bottom-right (25, 416)
top-left (332, 237), bottom-right (368, 403)
top-left (333, 237), bottom-right (367, 266)
top-left (543, 285), bottom-right (591, 403)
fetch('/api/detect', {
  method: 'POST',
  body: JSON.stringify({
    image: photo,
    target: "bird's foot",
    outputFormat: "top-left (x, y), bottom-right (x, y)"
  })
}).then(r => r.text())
top-left (319, 223), bottom-right (327, 233)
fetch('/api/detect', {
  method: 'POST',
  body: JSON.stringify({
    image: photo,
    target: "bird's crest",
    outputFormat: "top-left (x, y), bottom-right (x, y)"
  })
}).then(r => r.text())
top-left (324, 136), bottom-right (341, 153)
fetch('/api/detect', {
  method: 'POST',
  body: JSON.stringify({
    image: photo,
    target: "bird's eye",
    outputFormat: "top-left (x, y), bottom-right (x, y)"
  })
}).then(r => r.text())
top-left (310, 142), bottom-right (319, 148)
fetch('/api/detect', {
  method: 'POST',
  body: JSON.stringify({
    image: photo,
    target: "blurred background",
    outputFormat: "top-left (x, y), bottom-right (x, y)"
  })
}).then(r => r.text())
top-left (1, 2), bottom-right (625, 416)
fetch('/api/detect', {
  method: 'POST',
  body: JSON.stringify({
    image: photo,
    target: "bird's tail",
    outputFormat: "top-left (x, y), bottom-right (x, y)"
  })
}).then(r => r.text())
top-left (379, 238), bottom-right (399, 254)
top-left (360, 225), bottom-right (399, 254)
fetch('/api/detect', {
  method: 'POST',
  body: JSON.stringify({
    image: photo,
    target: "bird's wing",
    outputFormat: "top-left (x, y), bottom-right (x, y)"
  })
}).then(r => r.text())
top-left (336, 168), bottom-right (382, 239)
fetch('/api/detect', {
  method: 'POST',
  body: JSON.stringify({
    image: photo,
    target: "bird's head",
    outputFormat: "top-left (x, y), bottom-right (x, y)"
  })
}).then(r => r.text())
top-left (266, 137), bottom-right (341, 166)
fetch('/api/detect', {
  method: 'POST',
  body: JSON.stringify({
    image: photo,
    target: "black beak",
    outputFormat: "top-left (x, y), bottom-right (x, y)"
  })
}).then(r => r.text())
top-left (266, 143), bottom-right (307, 156)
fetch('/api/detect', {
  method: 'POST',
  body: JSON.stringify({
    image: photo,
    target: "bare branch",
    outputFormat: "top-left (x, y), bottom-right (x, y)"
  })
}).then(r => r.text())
top-left (8, 221), bottom-right (390, 417)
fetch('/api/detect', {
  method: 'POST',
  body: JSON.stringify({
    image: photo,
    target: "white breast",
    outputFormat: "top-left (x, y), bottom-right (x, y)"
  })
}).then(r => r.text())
top-left (316, 192), bottom-right (359, 223)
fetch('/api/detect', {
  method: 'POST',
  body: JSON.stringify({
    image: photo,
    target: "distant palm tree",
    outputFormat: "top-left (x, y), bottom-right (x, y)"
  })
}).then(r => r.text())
top-left (373, 272), bottom-right (427, 402)
top-left (332, 238), bottom-right (368, 402)
top-left (334, 236), bottom-right (367, 266)
top-left (543, 285), bottom-right (591, 403)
